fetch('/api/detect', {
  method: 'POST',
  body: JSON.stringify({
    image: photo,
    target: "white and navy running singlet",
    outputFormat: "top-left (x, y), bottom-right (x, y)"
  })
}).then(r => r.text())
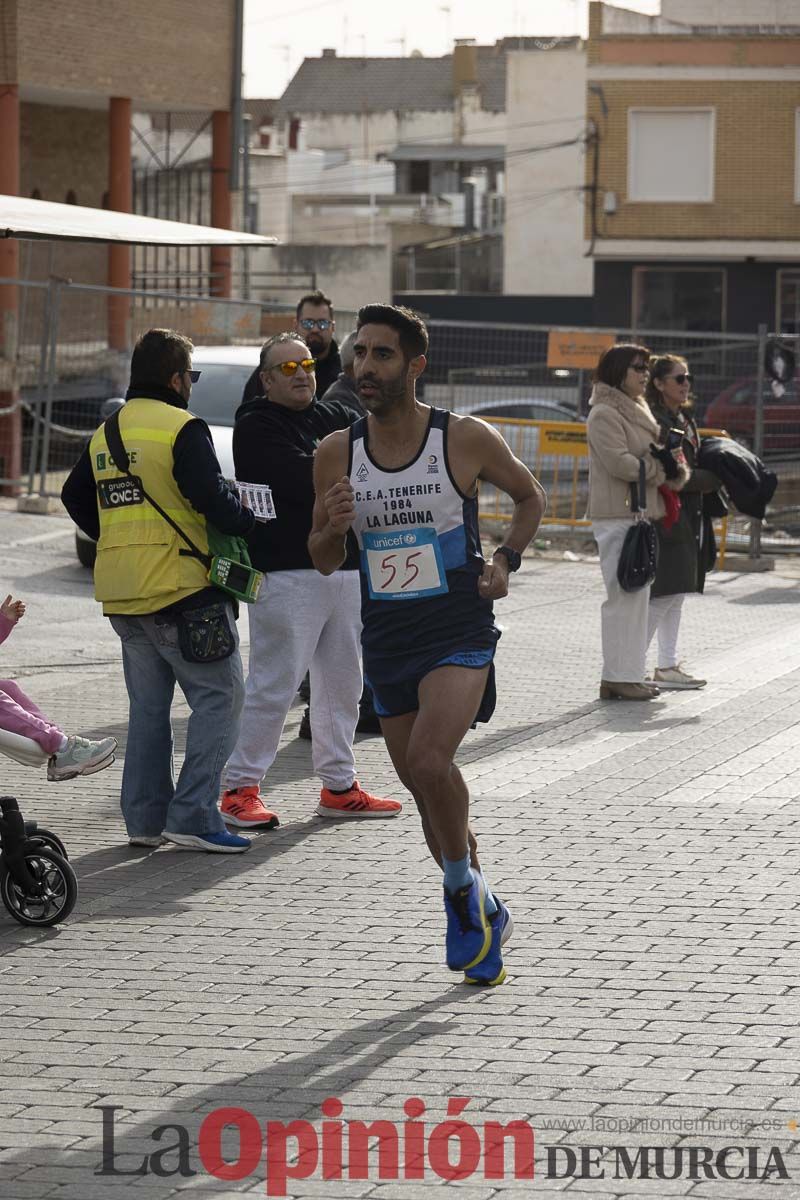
top-left (348, 407), bottom-right (499, 720)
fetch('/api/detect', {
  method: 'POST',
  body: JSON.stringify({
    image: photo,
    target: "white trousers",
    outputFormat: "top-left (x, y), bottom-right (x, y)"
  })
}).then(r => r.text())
top-left (647, 593), bottom-right (685, 669)
top-left (225, 569), bottom-right (362, 791)
top-left (593, 519), bottom-right (652, 683)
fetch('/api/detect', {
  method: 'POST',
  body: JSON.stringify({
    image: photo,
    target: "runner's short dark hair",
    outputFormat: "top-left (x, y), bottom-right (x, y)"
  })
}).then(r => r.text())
top-left (356, 304), bottom-right (429, 361)
top-left (130, 328), bottom-right (194, 388)
top-left (296, 289), bottom-right (334, 319)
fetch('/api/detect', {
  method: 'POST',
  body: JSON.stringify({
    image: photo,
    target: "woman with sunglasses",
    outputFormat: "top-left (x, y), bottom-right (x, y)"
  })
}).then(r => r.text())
top-left (644, 355), bottom-right (721, 690)
top-left (587, 344), bottom-right (690, 701)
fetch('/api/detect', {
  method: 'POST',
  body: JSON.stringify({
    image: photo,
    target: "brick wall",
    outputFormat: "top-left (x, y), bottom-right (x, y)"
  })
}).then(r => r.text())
top-left (586, 2), bottom-right (800, 243)
top-left (17, 0), bottom-right (233, 109)
top-left (587, 80), bottom-right (800, 240)
top-left (21, 103), bottom-right (107, 207)
top-left (19, 104), bottom-right (109, 286)
top-left (0, 0), bottom-right (18, 83)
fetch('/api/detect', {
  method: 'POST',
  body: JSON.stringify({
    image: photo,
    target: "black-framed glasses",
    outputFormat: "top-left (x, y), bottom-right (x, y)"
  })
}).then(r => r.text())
top-left (298, 318), bottom-right (332, 331)
top-left (671, 373), bottom-right (694, 385)
top-left (268, 358), bottom-right (316, 377)
top-left (187, 370), bottom-right (201, 383)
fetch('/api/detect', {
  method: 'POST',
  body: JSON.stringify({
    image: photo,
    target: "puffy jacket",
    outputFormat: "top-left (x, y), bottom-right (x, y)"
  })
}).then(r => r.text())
top-left (587, 382), bottom-right (689, 520)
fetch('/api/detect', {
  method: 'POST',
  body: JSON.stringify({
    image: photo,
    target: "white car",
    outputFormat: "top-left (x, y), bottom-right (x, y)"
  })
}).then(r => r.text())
top-left (75, 345), bottom-right (261, 567)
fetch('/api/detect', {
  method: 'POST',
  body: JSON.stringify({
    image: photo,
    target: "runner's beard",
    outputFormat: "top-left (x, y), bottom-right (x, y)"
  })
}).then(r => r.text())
top-left (359, 373), bottom-right (407, 415)
top-left (307, 335), bottom-right (325, 358)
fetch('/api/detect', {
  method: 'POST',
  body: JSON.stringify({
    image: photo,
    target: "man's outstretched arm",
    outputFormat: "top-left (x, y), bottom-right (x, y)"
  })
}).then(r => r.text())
top-left (308, 431), bottom-right (353, 575)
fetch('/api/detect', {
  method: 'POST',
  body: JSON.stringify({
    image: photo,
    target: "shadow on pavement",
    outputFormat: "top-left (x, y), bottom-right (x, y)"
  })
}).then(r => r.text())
top-left (0, 988), bottom-right (480, 1190)
top-left (56, 816), bottom-right (352, 922)
top-left (726, 586), bottom-right (800, 606)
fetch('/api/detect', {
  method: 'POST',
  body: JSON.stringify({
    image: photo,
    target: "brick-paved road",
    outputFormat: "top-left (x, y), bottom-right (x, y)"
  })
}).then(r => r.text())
top-left (1, 509), bottom-right (799, 1198)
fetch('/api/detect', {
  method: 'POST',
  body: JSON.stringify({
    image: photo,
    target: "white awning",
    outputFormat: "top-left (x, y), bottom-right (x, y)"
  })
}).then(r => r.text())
top-left (0, 194), bottom-right (276, 246)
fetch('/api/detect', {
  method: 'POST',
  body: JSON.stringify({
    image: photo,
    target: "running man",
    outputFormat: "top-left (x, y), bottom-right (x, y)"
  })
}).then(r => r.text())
top-left (309, 304), bottom-right (546, 985)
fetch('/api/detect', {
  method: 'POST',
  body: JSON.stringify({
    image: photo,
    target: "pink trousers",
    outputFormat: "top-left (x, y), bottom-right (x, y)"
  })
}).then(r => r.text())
top-left (0, 679), bottom-right (65, 755)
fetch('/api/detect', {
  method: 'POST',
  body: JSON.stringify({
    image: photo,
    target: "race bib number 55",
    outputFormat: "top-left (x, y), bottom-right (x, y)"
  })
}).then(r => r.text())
top-left (362, 527), bottom-right (448, 601)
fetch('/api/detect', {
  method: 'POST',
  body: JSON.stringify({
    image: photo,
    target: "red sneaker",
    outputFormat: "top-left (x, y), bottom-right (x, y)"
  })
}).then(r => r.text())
top-left (220, 786), bottom-right (280, 829)
top-left (317, 780), bottom-right (401, 819)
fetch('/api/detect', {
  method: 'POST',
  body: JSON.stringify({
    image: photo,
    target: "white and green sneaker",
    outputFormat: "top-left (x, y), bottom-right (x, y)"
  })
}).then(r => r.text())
top-left (47, 735), bottom-right (117, 781)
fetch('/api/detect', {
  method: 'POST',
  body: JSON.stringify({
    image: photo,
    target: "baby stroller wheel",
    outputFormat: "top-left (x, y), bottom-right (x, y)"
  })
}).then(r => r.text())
top-left (0, 848), bottom-right (78, 927)
top-left (28, 829), bottom-right (69, 860)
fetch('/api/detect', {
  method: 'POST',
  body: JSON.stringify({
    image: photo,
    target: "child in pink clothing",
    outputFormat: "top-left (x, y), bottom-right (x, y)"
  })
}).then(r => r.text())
top-left (1, 594), bottom-right (117, 780)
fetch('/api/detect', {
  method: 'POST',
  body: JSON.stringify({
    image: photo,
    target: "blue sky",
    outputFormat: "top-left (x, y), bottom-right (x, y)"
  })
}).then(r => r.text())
top-left (243, 0), bottom-right (660, 98)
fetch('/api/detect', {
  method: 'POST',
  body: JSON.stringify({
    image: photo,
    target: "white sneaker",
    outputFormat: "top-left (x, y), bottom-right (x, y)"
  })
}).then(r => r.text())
top-left (653, 666), bottom-right (707, 690)
top-left (47, 735), bottom-right (118, 781)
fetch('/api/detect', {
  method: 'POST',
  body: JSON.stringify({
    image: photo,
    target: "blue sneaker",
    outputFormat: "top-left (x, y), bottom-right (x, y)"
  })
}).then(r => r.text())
top-left (444, 871), bottom-right (491, 971)
top-left (464, 895), bottom-right (513, 987)
top-left (164, 830), bottom-right (251, 854)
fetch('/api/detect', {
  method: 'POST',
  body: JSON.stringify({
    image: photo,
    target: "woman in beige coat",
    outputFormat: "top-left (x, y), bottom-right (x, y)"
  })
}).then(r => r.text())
top-left (587, 344), bottom-right (689, 701)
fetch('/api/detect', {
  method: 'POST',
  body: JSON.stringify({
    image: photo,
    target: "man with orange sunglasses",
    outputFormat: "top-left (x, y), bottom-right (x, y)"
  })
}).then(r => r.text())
top-left (220, 332), bottom-right (400, 828)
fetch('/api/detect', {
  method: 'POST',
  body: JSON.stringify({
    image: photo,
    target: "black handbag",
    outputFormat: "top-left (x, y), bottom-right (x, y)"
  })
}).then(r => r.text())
top-left (617, 459), bottom-right (659, 592)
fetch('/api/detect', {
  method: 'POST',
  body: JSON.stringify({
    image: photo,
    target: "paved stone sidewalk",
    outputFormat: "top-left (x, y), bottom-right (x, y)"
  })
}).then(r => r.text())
top-left (1, 513), bottom-right (799, 1198)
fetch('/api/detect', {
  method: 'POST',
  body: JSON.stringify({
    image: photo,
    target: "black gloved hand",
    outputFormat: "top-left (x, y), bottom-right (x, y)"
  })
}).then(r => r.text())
top-left (650, 443), bottom-right (679, 480)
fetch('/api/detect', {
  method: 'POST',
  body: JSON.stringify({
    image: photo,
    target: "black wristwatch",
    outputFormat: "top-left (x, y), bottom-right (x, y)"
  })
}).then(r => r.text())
top-left (494, 546), bottom-right (522, 573)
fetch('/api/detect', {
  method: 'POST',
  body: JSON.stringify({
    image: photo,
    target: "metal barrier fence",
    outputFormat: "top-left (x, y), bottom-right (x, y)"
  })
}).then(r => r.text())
top-left (0, 277), bottom-right (261, 494)
top-left (475, 415), bottom-right (730, 567)
top-left (2, 285), bottom-right (797, 560)
top-left (421, 321), bottom-right (798, 558)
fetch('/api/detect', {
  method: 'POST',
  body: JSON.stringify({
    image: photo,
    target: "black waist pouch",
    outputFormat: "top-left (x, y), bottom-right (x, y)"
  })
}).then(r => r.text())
top-left (176, 602), bottom-right (235, 663)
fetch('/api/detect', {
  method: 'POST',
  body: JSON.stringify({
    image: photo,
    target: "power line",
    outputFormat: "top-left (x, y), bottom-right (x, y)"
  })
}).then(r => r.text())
top-left (243, 135), bottom-right (584, 200)
top-left (247, 0), bottom-right (345, 27)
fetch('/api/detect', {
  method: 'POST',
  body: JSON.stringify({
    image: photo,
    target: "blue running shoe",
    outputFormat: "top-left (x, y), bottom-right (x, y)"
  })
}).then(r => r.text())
top-left (444, 871), bottom-right (491, 971)
top-left (164, 830), bottom-right (251, 854)
top-left (464, 895), bottom-right (513, 987)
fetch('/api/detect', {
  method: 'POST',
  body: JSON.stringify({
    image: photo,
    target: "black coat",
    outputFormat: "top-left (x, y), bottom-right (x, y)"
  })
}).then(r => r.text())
top-left (232, 394), bottom-right (357, 573)
top-left (320, 371), bottom-right (365, 417)
top-left (696, 436), bottom-right (777, 520)
top-left (649, 403), bottom-right (721, 598)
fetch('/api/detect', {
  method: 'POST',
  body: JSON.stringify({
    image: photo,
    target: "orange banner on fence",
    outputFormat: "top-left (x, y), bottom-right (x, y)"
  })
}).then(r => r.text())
top-left (546, 330), bottom-right (615, 370)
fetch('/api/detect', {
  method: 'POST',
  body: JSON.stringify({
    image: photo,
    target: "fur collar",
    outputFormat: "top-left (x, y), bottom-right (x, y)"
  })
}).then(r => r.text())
top-left (589, 381), bottom-right (659, 436)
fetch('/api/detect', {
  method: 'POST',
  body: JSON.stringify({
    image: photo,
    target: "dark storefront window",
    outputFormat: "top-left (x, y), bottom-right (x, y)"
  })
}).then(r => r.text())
top-left (778, 270), bottom-right (800, 335)
top-left (409, 160), bottom-right (431, 193)
top-left (633, 267), bottom-right (725, 332)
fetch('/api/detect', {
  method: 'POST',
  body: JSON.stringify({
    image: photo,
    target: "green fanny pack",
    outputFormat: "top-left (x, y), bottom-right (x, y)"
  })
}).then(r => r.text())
top-left (103, 410), bottom-right (263, 604)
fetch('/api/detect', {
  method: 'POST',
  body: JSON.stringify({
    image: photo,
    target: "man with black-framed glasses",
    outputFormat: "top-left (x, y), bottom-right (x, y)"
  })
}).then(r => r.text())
top-left (220, 331), bottom-right (399, 829)
top-left (242, 289), bottom-right (342, 405)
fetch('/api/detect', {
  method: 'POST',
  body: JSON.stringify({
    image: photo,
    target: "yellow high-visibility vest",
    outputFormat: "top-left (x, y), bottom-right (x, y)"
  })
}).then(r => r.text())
top-left (89, 398), bottom-right (211, 614)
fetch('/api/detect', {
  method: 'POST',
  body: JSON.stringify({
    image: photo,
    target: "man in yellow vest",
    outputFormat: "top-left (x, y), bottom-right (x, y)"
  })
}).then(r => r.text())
top-left (61, 328), bottom-right (257, 854)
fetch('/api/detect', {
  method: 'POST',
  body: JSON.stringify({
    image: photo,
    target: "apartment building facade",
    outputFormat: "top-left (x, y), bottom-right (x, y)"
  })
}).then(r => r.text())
top-left (585, 0), bottom-right (800, 334)
top-left (1, 0), bottom-right (240, 293)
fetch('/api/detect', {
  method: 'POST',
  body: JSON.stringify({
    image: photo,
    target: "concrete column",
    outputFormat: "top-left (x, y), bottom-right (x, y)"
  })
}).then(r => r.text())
top-left (211, 109), bottom-right (232, 298)
top-left (108, 96), bottom-right (132, 350)
top-left (0, 83), bottom-right (21, 493)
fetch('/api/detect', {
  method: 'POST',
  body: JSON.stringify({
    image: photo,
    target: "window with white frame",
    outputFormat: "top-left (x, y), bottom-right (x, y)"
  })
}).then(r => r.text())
top-left (628, 109), bottom-right (715, 203)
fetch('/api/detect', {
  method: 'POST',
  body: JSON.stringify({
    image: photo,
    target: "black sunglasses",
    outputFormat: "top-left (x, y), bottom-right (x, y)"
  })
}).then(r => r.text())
top-left (186, 370), bottom-right (201, 383)
top-left (671, 373), bottom-right (693, 385)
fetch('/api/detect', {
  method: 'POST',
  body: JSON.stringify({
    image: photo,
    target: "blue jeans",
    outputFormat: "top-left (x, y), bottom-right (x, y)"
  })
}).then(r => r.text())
top-left (109, 606), bottom-right (244, 837)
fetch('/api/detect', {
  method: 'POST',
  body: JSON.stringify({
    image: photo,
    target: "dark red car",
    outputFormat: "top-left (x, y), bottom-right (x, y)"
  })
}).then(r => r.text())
top-left (705, 377), bottom-right (800, 454)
